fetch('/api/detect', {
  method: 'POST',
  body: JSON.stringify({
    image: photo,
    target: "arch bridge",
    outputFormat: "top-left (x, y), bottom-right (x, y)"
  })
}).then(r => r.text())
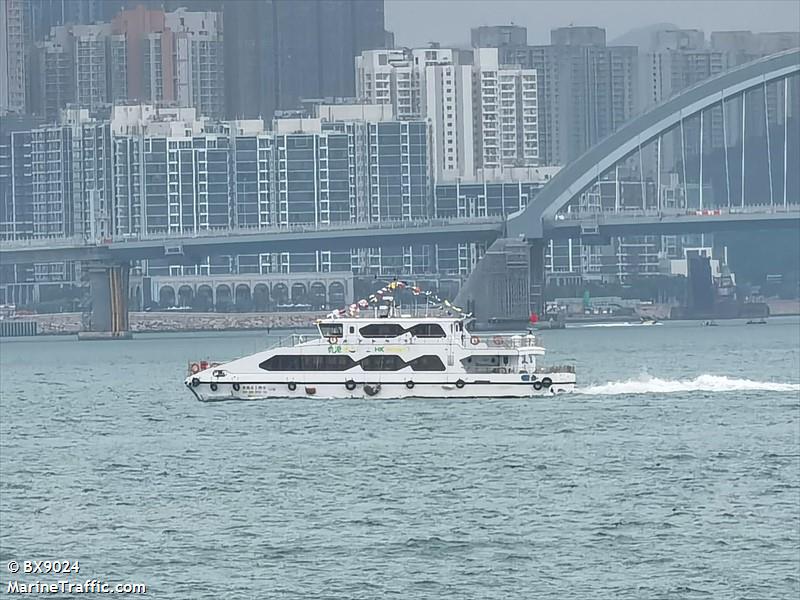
top-left (461, 49), bottom-right (800, 321)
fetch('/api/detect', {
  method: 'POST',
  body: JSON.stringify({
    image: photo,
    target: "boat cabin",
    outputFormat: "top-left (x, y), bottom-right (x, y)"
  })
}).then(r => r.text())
top-left (318, 316), bottom-right (464, 345)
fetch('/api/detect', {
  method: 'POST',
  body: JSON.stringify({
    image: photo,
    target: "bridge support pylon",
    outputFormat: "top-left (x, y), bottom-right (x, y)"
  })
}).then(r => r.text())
top-left (78, 262), bottom-right (133, 341)
top-left (454, 238), bottom-right (534, 326)
top-left (528, 240), bottom-right (546, 318)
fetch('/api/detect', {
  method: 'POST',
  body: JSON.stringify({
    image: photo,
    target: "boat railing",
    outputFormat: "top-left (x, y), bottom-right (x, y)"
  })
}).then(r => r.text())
top-left (266, 333), bottom-right (318, 349)
top-left (535, 365), bottom-right (576, 374)
top-left (471, 333), bottom-right (537, 349)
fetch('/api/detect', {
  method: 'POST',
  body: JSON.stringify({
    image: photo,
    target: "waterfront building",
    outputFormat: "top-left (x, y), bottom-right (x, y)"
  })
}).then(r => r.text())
top-left (0, 117), bottom-right (37, 239)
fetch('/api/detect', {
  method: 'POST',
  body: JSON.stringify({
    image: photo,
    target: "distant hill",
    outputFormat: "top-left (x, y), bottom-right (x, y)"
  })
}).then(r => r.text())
top-left (611, 23), bottom-right (679, 49)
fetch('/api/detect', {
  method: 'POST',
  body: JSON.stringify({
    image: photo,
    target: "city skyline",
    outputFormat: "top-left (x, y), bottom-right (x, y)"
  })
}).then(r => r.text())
top-left (386, 0), bottom-right (800, 47)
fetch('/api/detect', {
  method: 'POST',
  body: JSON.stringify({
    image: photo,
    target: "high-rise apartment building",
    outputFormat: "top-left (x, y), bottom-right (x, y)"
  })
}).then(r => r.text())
top-left (31, 25), bottom-right (76, 119)
top-left (224, 0), bottom-right (388, 120)
top-left (499, 26), bottom-right (638, 167)
top-left (72, 24), bottom-right (113, 113)
top-left (111, 5), bottom-right (174, 105)
top-left (1, 0), bottom-right (27, 114)
top-left (472, 47), bottom-right (538, 171)
top-left (30, 124), bottom-right (73, 237)
top-left (163, 8), bottom-right (224, 119)
top-left (28, 7), bottom-right (224, 119)
top-left (356, 46), bottom-right (476, 182)
top-left (0, 117), bottom-right (40, 239)
top-left (228, 120), bottom-right (273, 229)
top-left (356, 46), bottom-right (538, 180)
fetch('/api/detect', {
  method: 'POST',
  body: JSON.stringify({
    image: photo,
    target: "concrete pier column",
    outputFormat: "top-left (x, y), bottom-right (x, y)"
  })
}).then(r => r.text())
top-left (78, 262), bottom-right (132, 340)
top-left (454, 238), bottom-right (532, 323)
top-left (529, 240), bottom-right (546, 317)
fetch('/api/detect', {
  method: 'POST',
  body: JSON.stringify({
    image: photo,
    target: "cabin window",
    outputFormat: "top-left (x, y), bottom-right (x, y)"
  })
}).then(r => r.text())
top-left (409, 323), bottom-right (446, 338)
top-left (359, 323), bottom-right (405, 338)
top-left (259, 355), bottom-right (301, 371)
top-left (360, 355), bottom-right (406, 371)
top-left (408, 355), bottom-right (446, 371)
top-left (317, 355), bottom-right (356, 370)
top-left (349, 326), bottom-right (355, 334)
top-left (260, 354), bottom-right (355, 371)
top-left (319, 323), bottom-right (343, 337)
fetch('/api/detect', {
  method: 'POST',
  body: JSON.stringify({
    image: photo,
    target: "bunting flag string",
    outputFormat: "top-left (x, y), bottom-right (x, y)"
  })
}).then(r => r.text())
top-left (324, 278), bottom-right (472, 319)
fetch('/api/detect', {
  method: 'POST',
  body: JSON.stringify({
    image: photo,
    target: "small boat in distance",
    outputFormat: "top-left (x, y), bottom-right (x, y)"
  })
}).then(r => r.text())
top-left (746, 319), bottom-right (768, 325)
top-left (702, 320), bottom-right (719, 326)
top-left (184, 295), bottom-right (576, 401)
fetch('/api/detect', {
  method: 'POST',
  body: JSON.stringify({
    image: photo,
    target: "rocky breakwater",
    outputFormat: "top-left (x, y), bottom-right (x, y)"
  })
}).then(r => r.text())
top-left (21, 311), bottom-right (326, 336)
top-left (24, 312), bottom-right (82, 335)
top-left (131, 311), bottom-right (324, 333)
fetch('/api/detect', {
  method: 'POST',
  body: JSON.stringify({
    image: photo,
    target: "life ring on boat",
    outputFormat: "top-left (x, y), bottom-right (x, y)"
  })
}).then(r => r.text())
top-left (455, 379), bottom-right (466, 389)
top-left (470, 336), bottom-right (480, 345)
top-left (345, 379), bottom-right (357, 391)
top-left (328, 337), bottom-right (339, 345)
top-left (190, 362), bottom-right (200, 374)
top-left (210, 383), bottom-right (218, 391)
top-left (287, 382), bottom-right (297, 391)
top-left (232, 383), bottom-right (240, 391)
top-left (492, 335), bottom-right (504, 346)
top-left (191, 377), bottom-right (200, 387)
top-left (541, 377), bottom-right (552, 388)
top-left (405, 380), bottom-right (415, 389)
top-left (532, 381), bottom-right (543, 391)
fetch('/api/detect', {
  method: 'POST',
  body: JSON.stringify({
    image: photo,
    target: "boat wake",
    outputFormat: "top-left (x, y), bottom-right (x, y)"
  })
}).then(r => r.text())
top-left (568, 322), bottom-right (662, 328)
top-left (579, 374), bottom-right (800, 396)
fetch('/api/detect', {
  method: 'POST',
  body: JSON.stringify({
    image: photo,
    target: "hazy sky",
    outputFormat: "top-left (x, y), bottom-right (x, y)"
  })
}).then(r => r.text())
top-left (385, 0), bottom-right (800, 47)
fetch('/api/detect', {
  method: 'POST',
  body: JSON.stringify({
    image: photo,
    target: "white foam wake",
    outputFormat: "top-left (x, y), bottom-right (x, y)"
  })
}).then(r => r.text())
top-left (579, 374), bottom-right (800, 396)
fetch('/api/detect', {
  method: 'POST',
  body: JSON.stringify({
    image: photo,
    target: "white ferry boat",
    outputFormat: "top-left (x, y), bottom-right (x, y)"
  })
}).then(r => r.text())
top-left (184, 299), bottom-right (576, 401)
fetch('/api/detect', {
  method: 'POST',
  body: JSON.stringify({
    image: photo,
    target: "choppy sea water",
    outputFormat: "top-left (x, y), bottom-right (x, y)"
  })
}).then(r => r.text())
top-left (1, 318), bottom-right (799, 599)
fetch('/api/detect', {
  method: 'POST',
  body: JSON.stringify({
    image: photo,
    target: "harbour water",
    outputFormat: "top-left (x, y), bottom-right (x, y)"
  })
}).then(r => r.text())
top-left (1, 319), bottom-right (799, 598)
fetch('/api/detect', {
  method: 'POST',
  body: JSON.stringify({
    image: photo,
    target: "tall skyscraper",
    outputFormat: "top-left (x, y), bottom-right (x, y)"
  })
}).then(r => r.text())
top-left (224, 0), bottom-right (388, 120)
top-left (1, 0), bottom-right (27, 114)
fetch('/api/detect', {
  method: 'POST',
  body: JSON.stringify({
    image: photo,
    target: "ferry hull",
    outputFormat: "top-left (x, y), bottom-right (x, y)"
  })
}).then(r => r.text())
top-left (185, 374), bottom-right (577, 402)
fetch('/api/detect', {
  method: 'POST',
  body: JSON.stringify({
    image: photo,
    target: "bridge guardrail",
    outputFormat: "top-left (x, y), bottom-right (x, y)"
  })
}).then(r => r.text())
top-left (0, 216), bottom-right (505, 249)
top-left (550, 203), bottom-right (800, 222)
top-left (108, 216), bottom-right (505, 243)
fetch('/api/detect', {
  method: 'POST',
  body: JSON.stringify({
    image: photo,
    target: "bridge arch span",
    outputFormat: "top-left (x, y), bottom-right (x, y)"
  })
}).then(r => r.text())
top-left (508, 48), bottom-right (800, 239)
